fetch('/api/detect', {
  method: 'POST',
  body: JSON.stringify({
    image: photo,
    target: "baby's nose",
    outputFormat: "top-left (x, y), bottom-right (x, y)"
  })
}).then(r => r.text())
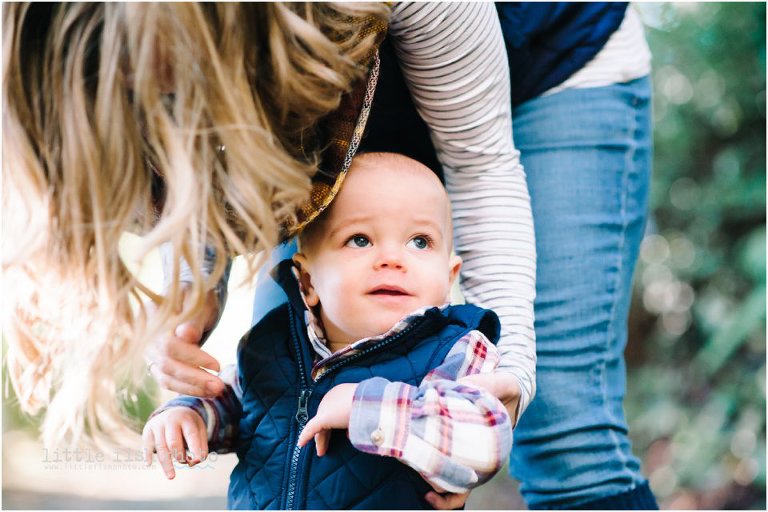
top-left (374, 247), bottom-right (405, 270)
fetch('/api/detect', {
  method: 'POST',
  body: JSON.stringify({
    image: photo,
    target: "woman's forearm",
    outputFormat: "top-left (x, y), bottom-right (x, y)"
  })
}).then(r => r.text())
top-left (389, 2), bottom-right (537, 417)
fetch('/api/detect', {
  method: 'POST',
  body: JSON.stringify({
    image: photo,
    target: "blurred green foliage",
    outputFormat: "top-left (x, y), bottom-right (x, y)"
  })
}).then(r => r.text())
top-left (626, 3), bottom-right (766, 509)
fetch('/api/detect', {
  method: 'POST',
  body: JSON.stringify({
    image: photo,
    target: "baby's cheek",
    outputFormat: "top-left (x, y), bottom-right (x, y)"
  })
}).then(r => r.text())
top-left (430, 271), bottom-right (452, 300)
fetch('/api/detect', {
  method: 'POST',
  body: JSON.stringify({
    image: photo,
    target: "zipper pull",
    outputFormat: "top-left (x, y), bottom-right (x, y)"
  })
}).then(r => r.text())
top-left (295, 389), bottom-right (311, 424)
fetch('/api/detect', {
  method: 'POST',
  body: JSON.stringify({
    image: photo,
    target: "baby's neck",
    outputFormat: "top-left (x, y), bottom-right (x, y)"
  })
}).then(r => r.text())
top-left (327, 340), bottom-right (350, 353)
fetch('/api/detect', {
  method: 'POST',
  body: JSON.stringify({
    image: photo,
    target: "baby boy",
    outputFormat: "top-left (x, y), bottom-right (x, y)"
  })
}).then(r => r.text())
top-left (143, 152), bottom-right (512, 509)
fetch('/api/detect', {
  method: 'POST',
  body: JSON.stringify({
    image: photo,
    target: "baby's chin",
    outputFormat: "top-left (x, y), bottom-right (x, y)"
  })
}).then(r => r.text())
top-left (362, 306), bottom-right (434, 338)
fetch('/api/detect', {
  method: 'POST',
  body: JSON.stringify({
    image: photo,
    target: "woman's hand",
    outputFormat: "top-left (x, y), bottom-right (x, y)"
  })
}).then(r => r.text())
top-left (421, 373), bottom-right (519, 509)
top-left (425, 490), bottom-right (471, 510)
top-left (459, 372), bottom-right (521, 422)
top-left (145, 284), bottom-right (225, 397)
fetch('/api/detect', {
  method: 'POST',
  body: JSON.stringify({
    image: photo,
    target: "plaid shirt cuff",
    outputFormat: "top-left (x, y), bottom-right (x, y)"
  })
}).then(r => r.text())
top-left (349, 377), bottom-right (413, 457)
top-left (347, 330), bottom-right (513, 493)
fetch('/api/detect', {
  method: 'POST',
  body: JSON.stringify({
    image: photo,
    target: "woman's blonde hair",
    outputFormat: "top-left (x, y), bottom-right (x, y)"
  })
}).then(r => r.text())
top-left (2, 2), bottom-right (388, 448)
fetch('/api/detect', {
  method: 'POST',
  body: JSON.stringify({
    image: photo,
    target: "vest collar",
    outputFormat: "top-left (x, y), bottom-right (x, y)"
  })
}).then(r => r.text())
top-left (270, 258), bottom-right (450, 379)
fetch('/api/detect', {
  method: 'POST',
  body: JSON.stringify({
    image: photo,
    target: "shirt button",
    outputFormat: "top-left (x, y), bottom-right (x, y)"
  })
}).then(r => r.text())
top-left (370, 428), bottom-right (385, 446)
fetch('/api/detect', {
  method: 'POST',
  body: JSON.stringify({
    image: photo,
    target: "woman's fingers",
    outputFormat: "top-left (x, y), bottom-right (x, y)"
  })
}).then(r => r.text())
top-left (458, 373), bottom-right (520, 416)
top-left (424, 490), bottom-right (471, 510)
top-left (144, 285), bottom-right (224, 396)
top-left (149, 353), bottom-right (224, 397)
top-left (156, 330), bottom-right (221, 371)
top-left (172, 322), bottom-right (221, 373)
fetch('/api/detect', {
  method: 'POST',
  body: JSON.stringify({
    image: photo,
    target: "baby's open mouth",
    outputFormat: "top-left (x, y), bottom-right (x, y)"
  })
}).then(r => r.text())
top-left (369, 286), bottom-right (410, 296)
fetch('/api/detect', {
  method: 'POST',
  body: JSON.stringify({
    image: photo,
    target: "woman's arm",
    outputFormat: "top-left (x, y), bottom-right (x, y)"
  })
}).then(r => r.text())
top-left (389, 2), bottom-right (537, 422)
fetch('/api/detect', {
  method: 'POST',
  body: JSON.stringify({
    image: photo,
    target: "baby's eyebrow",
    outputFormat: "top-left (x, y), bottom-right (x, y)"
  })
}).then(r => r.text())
top-left (410, 218), bottom-right (445, 236)
top-left (326, 215), bottom-right (374, 239)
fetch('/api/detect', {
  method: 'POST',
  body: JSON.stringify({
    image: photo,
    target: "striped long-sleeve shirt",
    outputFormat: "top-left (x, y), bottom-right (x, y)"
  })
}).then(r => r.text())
top-left (387, 2), bottom-right (537, 422)
top-left (386, 2), bottom-right (648, 422)
top-left (155, 305), bottom-right (512, 494)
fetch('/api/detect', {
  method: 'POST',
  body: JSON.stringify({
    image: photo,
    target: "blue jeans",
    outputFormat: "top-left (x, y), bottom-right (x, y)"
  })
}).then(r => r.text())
top-left (509, 76), bottom-right (652, 508)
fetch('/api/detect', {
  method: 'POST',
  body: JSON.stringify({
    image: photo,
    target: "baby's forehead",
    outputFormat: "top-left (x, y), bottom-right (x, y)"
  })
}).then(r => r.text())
top-left (346, 152), bottom-right (446, 198)
top-left (300, 152), bottom-right (452, 251)
top-left (342, 152), bottom-right (453, 227)
top-left (352, 151), bottom-right (432, 172)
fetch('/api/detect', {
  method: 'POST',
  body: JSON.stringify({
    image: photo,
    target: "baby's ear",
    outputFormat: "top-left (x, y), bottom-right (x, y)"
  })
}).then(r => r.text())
top-left (448, 253), bottom-right (462, 288)
top-left (292, 253), bottom-right (319, 307)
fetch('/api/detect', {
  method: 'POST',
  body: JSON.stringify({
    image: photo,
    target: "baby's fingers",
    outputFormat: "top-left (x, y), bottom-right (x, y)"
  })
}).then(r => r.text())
top-left (142, 428), bottom-right (155, 467)
top-left (153, 425), bottom-right (176, 479)
top-left (425, 490), bottom-right (471, 510)
top-left (298, 417), bottom-right (321, 448)
top-left (182, 418), bottom-right (207, 466)
top-left (164, 422), bottom-right (188, 465)
top-left (315, 430), bottom-right (331, 457)
top-left (297, 418), bottom-right (331, 455)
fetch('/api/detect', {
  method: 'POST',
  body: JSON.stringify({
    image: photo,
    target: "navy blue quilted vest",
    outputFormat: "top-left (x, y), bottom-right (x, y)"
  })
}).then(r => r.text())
top-left (227, 264), bottom-right (500, 509)
top-left (496, 2), bottom-right (628, 106)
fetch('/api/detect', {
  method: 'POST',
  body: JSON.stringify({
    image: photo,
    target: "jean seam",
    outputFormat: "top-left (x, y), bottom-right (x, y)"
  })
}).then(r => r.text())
top-left (600, 91), bottom-right (639, 485)
top-left (514, 79), bottom-right (653, 508)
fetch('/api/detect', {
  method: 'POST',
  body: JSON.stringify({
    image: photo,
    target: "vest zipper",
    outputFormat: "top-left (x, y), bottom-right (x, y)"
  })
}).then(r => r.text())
top-left (285, 306), bottom-right (433, 509)
top-left (286, 308), bottom-right (310, 510)
top-left (295, 389), bottom-right (311, 423)
top-left (286, 388), bottom-right (311, 510)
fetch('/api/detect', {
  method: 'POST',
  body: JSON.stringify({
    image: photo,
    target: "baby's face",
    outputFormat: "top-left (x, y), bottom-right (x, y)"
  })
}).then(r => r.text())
top-left (295, 154), bottom-right (461, 345)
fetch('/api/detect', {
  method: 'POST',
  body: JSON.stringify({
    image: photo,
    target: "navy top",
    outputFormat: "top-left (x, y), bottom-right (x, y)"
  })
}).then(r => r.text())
top-left (360, 4), bottom-right (628, 174)
top-left (496, 2), bottom-right (628, 106)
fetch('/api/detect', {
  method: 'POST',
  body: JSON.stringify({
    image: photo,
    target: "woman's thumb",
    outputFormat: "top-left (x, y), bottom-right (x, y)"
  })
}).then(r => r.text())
top-left (175, 322), bottom-right (204, 344)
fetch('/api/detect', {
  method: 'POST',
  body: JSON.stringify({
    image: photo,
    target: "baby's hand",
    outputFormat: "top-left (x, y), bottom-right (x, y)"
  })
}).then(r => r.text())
top-left (142, 407), bottom-right (208, 479)
top-left (297, 383), bottom-right (358, 456)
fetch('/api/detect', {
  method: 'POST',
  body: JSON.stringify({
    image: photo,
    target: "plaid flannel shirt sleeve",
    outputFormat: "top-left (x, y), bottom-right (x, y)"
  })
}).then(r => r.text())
top-left (150, 364), bottom-right (243, 454)
top-left (347, 330), bottom-right (513, 494)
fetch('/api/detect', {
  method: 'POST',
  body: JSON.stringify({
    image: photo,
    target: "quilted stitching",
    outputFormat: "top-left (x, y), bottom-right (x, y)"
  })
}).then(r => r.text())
top-left (230, 304), bottom-right (489, 509)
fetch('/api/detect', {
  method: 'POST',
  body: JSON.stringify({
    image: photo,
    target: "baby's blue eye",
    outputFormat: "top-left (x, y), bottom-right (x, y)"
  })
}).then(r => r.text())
top-left (408, 236), bottom-right (430, 250)
top-left (346, 235), bottom-right (371, 248)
